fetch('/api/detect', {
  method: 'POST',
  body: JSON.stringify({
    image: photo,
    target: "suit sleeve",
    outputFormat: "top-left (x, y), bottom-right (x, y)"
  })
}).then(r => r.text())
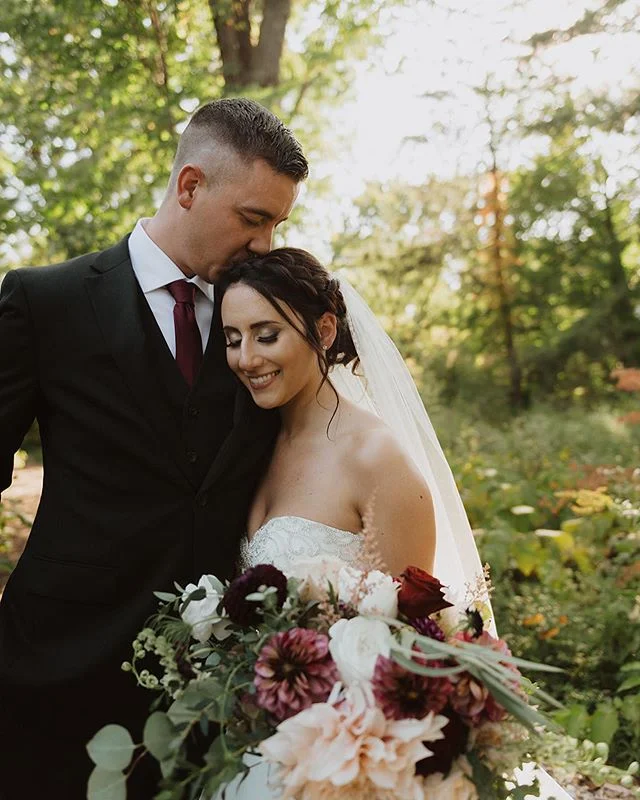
top-left (0, 270), bottom-right (38, 495)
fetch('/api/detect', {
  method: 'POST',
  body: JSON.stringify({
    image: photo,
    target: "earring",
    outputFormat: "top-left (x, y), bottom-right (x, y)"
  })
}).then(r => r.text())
top-left (322, 344), bottom-right (328, 350)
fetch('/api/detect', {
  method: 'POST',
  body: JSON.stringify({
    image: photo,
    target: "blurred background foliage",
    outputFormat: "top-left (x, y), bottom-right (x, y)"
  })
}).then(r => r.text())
top-left (1, 0), bottom-right (639, 790)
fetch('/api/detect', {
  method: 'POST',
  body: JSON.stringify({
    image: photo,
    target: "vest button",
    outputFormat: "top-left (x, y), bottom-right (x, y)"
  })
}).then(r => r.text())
top-left (187, 405), bottom-right (199, 418)
top-left (187, 450), bottom-right (198, 464)
top-left (197, 494), bottom-right (208, 507)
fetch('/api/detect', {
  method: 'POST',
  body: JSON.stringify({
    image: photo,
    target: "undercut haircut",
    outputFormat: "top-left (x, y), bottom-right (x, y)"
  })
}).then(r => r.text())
top-left (170, 98), bottom-right (308, 186)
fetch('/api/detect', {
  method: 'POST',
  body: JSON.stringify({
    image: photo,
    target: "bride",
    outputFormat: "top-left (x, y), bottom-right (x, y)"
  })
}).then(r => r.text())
top-left (215, 247), bottom-right (570, 799)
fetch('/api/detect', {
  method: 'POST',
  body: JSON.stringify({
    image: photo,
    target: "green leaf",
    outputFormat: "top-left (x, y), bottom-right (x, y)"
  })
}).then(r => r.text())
top-left (86, 725), bottom-right (135, 771)
top-left (620, 661), bottom-right (640, 673)
top-left (553, 703), bottom-right (590, 738)
top-left (617, 675), bottom-right (640, 694)
top-left (87, 767), bottom-right (127, 800)
top-left (167, 697), bottom-right (198, 727)
top-left (589, 702), bottom-right (619, 746)
top-left (153, 591), bottom-right (178, 602)
top-left (143, 711), bottom-right (175, 761)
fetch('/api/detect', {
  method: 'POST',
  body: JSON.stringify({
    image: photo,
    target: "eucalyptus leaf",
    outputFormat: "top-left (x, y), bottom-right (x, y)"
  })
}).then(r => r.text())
top-left (86, 725), bottom-right (135, 771)
top-left (87, 767), bottom-right (127, 800)
top-left (143, 711), bottom-right (175, 761)
top-left (154, 591), bottom-right (178, 602)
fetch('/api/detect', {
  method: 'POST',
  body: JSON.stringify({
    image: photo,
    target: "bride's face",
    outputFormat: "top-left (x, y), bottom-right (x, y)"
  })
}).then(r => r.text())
top-left (222, 283), bottom-right (322, 409)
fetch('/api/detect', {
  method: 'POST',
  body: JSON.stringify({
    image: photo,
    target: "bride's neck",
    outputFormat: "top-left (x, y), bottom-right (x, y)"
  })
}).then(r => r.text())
top-left (279, 378), bottom-right (339, 439)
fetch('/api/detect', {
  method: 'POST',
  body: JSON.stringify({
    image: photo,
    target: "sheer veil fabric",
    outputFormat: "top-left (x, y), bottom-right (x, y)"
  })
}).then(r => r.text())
top-left (332, 275), bottom-right (573, 800)
top-left (331, 275), bottom-right (494, 627)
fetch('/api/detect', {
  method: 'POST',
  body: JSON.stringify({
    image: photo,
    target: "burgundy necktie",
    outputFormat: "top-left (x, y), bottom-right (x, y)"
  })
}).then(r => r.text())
top-left (166, 279), bottom-right (202, 387)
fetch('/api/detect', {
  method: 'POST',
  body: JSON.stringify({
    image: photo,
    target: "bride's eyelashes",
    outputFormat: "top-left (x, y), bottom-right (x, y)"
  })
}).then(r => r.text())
top-left (225, 333), bottom-right (280, 348)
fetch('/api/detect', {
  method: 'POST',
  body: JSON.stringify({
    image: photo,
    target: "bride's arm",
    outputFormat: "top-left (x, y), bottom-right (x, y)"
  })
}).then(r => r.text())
top-left (351, 428), bottom-right (436, 576)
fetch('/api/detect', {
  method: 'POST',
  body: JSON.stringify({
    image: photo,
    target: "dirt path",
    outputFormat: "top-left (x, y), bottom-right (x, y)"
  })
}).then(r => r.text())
top-left (0, 465), bottom-right (42, 592)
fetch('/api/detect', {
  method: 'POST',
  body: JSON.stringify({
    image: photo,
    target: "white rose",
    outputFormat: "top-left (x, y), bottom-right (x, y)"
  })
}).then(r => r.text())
top-left (181, 575), bottom-right (231, 643)
top-left (286, 556), bottom-right (346, 602)
top-left (358, 570), bottom-right (399, 618)
top-left (329, 617), bottom-right (393, 685)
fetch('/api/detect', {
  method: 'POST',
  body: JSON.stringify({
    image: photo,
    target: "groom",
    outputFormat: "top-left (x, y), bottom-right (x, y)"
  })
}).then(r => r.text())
top-left (0, 98), bottom-right (307, 799)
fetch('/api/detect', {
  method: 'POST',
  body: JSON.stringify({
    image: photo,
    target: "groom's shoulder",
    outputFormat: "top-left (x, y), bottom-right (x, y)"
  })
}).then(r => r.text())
top-left (10, 236), bottom-right (131, 291)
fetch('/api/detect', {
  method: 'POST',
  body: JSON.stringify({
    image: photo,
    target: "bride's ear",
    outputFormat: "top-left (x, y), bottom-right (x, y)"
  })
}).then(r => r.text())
top-left (317, 312), bottom-right (337, 351)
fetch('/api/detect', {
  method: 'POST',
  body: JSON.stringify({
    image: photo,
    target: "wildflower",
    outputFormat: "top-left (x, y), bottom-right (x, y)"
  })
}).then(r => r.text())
top-left (254, 628), bottom-right (339, 722)
top-left (223, 564), bottom-right (288, 626)
top-left (510, 505), bottom-right (535, 516)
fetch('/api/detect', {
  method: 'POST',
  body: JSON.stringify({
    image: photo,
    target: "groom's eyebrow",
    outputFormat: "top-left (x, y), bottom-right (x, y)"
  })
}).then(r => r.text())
top-left (240, 204), bottom-right (289, 223)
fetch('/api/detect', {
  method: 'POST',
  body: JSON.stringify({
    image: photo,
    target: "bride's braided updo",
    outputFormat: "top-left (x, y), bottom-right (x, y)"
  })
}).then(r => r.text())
top-left (218, 248), bottom-right (359, 378)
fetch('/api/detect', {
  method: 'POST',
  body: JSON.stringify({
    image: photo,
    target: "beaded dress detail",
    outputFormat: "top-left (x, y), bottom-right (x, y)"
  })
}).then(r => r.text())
top-left (239, 515), bottom-right (362, 572)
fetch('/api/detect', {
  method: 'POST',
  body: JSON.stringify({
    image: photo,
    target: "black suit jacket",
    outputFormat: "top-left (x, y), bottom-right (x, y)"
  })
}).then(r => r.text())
top-left (0, 238), bottom-right (277, 798)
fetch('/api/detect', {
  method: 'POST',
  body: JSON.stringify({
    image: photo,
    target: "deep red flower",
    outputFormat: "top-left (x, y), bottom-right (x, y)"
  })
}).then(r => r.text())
top-left (397, 566), bottom-right (453, 619)
top-left (254, 628), bottom-right (339, 721)
top-left (223, 564), bottom-right (288, 626)
top-left (372, 653), bottom-right (453, 720)
top-left (415, 708), bottom-right (469, 777)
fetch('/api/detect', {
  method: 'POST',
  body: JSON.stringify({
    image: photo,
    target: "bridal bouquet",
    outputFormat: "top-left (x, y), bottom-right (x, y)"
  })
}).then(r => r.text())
top-left (87, 559), bottom-right (561, 800)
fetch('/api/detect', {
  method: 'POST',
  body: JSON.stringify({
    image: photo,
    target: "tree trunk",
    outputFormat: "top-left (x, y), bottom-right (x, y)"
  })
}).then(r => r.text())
top-left (210, 0), bottom-right (252, 89)
top-left (251, 0), bottom-right (291, 86)
top-left (486, 141), bottom-right (525, 410)
top-left (209, 0), bottom-right (292, 90)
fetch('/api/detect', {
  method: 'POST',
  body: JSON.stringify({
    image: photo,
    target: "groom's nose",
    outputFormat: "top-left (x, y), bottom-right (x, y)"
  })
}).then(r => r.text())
top-left (247, 226), bottom-right (274, 257)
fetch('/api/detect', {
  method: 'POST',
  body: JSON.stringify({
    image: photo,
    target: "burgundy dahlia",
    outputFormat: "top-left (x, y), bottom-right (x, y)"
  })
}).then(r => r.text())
top-left (372, 654), bottom-right (453, 720)
top-left (223, 564), bottom-right (288, 626)
top-left (411, 617), bottom-right (446, 641)
top-left (415, 708), bottom-right (469, 777)
top-left (254, 628), bottom-right (339, 721)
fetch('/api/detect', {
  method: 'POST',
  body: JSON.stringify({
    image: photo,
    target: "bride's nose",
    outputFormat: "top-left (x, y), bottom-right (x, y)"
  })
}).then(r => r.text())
top-left (238, 341), bottom-right (264, 372)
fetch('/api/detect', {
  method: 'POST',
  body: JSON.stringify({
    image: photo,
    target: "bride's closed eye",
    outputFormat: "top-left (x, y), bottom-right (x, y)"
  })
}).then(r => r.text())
top-left (225, 333), bottom-right (280, 348)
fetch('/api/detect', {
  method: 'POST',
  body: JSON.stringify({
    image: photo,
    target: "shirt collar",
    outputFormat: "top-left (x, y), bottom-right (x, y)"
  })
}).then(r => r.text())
top-left (128, 219), bottom-right (215, 303)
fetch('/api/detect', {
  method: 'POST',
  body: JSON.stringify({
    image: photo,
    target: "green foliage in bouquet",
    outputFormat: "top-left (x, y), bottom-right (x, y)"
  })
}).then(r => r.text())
top-left (87, 561), bottom-right (564, 800)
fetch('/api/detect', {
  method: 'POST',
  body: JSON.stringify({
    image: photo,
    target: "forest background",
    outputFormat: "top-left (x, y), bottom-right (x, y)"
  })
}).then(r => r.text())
top-left (1, 0), bottom-right (639, 795)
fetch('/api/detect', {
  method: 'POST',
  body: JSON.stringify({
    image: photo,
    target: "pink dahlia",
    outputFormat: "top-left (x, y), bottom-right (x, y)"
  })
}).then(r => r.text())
top-left (254, 628), bottom-right (339, 721)
top-left (372, 654), bottom-right (453, 720)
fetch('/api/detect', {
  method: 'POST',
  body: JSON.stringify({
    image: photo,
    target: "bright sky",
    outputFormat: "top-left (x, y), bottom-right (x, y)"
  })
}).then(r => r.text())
top-left (287, 0), bottom-right (640, 258)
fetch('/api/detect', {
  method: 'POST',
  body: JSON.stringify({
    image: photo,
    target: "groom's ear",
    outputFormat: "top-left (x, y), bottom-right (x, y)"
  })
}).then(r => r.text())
top-left (317, 312), bottom-right (337, 350)
top-left (176, 164), bottom-right (204, 209)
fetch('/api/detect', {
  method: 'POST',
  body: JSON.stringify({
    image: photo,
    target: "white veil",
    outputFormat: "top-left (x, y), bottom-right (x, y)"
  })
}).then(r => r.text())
top-left (330, 274), bottom-right (494, 628)
top-left (331, 277), bottom-right (576, 798)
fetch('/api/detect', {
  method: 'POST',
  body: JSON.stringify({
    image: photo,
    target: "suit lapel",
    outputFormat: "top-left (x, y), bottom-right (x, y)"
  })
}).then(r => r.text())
top-left (200, 382), bottom-right (279, 494)
top-left (84, 238), bottom-right (194, 486)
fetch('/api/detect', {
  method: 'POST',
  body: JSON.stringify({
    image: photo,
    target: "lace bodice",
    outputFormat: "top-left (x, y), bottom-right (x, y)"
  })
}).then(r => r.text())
top-left (238, 515), bottom-right (362, 573)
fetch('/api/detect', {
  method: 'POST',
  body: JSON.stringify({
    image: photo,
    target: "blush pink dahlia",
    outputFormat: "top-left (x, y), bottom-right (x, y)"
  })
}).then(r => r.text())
top-left (372, 654), bottom-right (453, 720)
top-left (260, 683), bottom-right (448, 800)
top-left (254, 628), bottom-right (339, 721)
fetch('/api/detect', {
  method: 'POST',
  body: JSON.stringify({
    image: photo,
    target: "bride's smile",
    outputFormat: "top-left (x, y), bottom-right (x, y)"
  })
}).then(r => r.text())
top-left (222, 281), bottom-right (333, 410)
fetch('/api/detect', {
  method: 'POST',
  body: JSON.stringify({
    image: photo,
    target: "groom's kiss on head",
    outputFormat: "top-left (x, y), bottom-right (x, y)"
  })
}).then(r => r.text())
top-left (145, 102), bottom-right (305, 284)
top-left (0, 97), bottom-right (307, 800)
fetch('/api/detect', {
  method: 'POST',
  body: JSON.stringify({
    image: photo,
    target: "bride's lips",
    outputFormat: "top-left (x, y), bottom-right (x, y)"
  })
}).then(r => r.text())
top-left (246, 370), bottom-right (281, 391)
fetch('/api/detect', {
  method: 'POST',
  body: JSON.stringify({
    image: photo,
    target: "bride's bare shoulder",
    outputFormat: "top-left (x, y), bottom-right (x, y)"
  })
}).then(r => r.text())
top-left (334, 397), bottom-right (414, 476)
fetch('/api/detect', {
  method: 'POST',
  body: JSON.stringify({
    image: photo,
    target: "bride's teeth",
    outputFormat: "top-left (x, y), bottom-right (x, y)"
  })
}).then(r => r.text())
top-left (249, 371), bottom-right (279, 387)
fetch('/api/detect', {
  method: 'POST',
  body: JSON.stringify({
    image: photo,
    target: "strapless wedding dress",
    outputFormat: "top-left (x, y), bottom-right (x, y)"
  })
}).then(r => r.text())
top-left (214, 516), bottom-right (572, 800)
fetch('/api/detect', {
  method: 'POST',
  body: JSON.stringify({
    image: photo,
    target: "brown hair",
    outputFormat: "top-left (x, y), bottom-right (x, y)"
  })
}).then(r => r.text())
top-left (219, 248), bottom-right (359, 419)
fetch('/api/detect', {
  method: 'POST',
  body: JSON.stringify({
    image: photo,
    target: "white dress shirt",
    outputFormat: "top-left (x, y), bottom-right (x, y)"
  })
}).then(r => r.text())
top-left (128, 219), bottom-right (215, 356)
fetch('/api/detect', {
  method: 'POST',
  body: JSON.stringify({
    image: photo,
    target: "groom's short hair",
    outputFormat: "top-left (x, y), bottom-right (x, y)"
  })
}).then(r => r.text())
top-left (170, 98), bottom-right (308, 185)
